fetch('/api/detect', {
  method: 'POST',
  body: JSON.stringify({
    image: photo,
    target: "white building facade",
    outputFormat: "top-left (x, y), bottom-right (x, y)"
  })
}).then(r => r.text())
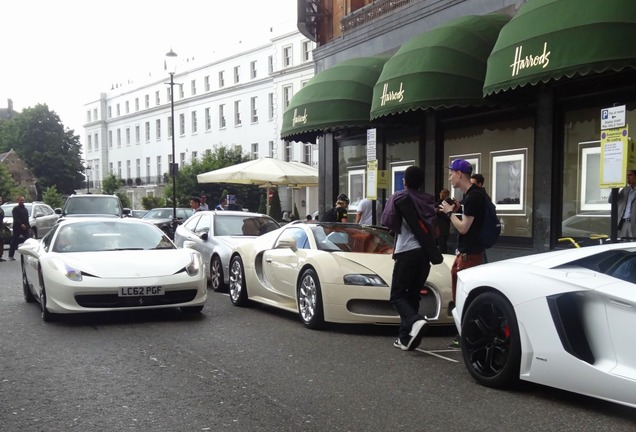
top-left (82, 28), bottom-right (317, 215)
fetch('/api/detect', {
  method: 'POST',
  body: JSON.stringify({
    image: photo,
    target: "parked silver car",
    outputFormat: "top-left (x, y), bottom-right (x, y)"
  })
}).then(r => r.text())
top-left (1, 201), bottom-right (59, 239)
top-left (173, 210), bottom-right (279, 291)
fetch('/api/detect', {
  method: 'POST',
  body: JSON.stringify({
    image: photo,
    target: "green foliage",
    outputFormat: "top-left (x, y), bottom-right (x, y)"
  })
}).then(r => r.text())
top-left (42, 186), bottom-right (64, 209)
top-left (116, 191), bottom-right (131, 209)
top-left (0, 104), bottom-right (84, 195)
top-left (270, 188), bottom-right (282, 221)
top-left (0, 163), bottom-right (23, 202)
top-left (164, 145), bottom-right (260, 210)
top-left (141, 196), bottom-right (165, 210)
top-left (101, 174), bottom-right (121, 195)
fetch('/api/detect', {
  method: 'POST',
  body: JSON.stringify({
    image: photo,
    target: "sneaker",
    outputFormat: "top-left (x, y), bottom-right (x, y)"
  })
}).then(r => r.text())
top-left (405, 319), bottom-right (428, 351)
top-left (393, 339), bottom-right (409, 351)
top-left (448, 337), bottom-right (460, 349)
top-left (8, 257), bottom-right (15, 261)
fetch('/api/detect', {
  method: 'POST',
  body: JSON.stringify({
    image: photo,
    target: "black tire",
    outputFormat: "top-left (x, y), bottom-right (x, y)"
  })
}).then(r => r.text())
top-left (38, 269), bottom-right (56, 322)
top-left (21, 256), bottom-right (36, 303)
top-left (460, 292), bottom-right (520, 388)
top-left (297, 268), bottom-right (325, 330)
top-left (228, 256), bottom-right (248, 307)
top-left (180, 305), bottom-right (204, 314)
top-left (210, 255), bottom-right (226, 292)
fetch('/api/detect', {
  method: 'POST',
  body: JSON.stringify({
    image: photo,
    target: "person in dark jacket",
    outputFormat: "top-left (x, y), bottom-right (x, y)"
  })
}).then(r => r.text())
top-left (0, 195), bottom-right (6, 261)
top-left (383, 166), bottom-right (438, 351)
top-left (8, 196), bottom-right (31, 260)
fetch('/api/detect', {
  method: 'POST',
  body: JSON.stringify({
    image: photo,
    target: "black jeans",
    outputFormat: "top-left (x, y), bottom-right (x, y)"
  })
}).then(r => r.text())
top-left (390, 248), bottom-right (431, 342)
top-left (9, 229), bottom-right (30, 258)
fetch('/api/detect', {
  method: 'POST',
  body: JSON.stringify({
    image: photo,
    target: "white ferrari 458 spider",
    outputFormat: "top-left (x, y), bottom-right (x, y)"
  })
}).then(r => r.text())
top-left (18, 218), bottom-right (207, 321)
top-left (453, 242), bottom-right (636, 408)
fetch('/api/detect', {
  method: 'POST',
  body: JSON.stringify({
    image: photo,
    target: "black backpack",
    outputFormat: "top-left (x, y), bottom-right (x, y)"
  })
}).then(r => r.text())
top-left (322, 207), bottom-right (338, 222)
top-left (471, 188), bottom-right (501, 249)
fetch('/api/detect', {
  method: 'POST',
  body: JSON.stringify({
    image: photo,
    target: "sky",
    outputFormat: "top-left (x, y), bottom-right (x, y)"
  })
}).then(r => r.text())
top-left (1, 0), bottom-right (296, 143)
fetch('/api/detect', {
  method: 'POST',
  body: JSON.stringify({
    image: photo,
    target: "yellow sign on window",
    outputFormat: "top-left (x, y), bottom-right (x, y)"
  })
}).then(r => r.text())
top-left (600, 126), bottom-right (632, 188)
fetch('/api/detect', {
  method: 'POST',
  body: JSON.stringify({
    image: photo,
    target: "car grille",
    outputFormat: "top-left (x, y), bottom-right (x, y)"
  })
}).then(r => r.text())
top-left (347, 289), bottom-right (441, 319)
top-left (74, 290), bottom-right (198, 308)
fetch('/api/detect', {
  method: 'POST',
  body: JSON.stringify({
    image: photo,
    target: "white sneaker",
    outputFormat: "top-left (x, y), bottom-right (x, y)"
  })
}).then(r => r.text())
top-left (405, 319), bottom-right (428, 350)
top-left (393, 339), bottom-right (409, 351)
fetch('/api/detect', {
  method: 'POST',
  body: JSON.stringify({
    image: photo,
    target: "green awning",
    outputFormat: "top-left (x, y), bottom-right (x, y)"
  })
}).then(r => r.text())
top-left (484, 0), bottom-right (636, 95)
top-left (370, 14), bottom-right (510, 120)
top-left (280, 56), bottom-right (387, 141)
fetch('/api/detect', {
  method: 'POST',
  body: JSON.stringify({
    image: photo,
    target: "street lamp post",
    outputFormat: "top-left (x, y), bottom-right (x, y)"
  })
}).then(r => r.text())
top-left (166, 49), bottom-right (178, 233)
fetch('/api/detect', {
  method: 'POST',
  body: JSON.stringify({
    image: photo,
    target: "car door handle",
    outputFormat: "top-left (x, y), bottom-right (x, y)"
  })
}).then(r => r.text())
top-left (266, 258), bottom-right (272, 263)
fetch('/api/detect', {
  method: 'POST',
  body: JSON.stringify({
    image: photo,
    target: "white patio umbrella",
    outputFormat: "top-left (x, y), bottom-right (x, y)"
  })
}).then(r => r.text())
top-left (196, 157), bottom-right (318, 214)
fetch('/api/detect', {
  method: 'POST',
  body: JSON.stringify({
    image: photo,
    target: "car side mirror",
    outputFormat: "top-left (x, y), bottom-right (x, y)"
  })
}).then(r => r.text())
top-left (200, 232), bottom-right (209, 241)
top-left (276, 236), bottom-right (297, 252)
top-left (54, 208), bottom-right (62, 215)
top-left (123, 208), bottom-right (131, 216)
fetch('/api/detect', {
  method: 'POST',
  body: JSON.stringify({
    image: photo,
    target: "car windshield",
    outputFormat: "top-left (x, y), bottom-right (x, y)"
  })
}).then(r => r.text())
top-left (53, 221), bottom-right (175, 253)
top-left (65, 197), bottom-right (121, 216)
top-left (213, 214), bottom-right (280, 236)
top-left (1, 203), bottom-right (33, 216)
top-left (309, 223), bottom-right (394, 253)
top-left (143, 209), bottom-right (174, 219)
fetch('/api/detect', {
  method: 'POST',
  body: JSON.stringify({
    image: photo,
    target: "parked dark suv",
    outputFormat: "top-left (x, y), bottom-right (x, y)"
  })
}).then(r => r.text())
top-left (56, 194), bottom-right (129, 220)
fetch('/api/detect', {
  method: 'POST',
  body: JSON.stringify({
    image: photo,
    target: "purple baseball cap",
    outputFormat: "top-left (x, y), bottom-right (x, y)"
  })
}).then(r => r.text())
top-left (446, 159), bottom-right (473, 175)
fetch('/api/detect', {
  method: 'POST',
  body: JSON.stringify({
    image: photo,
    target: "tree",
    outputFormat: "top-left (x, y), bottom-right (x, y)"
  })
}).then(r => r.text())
top-left (270, 188), bottom-right (282, 221)
top-left (164, 145), bottom-right (258, 209)
top-left (0, 104), bottom-right (84, 196)
top-left (116, 191), bottom-right (131, 209)
top-left (141, 196), bottom-right (165, 210)
top-left (101, 174), bottom-right (121, 195)
top-left (42, 186), bottom-right (64, 209)
top-left (0, 163), bottom-right (26, 202)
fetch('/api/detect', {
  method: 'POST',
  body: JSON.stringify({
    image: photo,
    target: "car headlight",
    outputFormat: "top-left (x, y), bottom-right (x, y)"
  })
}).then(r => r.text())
top-left (343, 274), bottom-right (387, 286)
top-left (185, 252), bottom-right (201, 276)
top-left (64, 263), bottom-right (83, 281)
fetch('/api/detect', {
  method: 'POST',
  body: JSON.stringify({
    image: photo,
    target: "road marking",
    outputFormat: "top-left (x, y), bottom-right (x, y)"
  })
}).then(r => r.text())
top-left (415, 348), bottom-right (460, 363)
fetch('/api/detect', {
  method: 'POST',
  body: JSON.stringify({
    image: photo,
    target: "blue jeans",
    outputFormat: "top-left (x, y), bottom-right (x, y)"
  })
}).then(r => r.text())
top-left (390, 248), bottom-right (431, 342)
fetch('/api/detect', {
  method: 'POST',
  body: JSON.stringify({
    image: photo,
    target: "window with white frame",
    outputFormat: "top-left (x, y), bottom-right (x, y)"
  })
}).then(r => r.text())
top-left (192, 151), bottom-right (197, 161)
top-left (205, 149), bottom-right (211, 156)
top-left (283, 85), bottom-right (292, 109)
top-left (269, 141), bottom-right (274, 157)
top-left (126, 160), bottom-right (131, 179)
top-left (94, 108), bottom-right (98, 120)
top-left (136, 159), bottom-right (141, 178)
top-left (135, 125), bottom-right (140, 144)
top-left (145, 94), bottom-right (150, 108)
top-left (179, 84), bottom-right (184, 99)
top-left (204, 75), bottom-right (210, 92)
top-left (108, 106), bottom-right (112, 118)
top-left (156, 156), bottom-right (162, 177)
top-left (205, 108), bottom-right (211, 130)
top-left (155, 91), bottom-right (160, 105)
top-left (219, 104), bottom-right (226, 128)
top-left (302, 80), bottom-right (309, 88)
top-left (234, 100), bottom-right (241, 126)
top-left (191, 79), bottom-right (196, 96)
top-left (109, 130), bottom-right (113, 148)
top-left (268, 55), bottom-right (273, 74)
top-left (145, 122), bottom-right (150, 142)
top-left (146, 157), bottom-right (151, 179)
top-left (283, 46), bottom-right (292, 67)
top-left (117, 129), bottom-right (122, 147)
top-left (125, 127), bottom-right (131, 145)
top-left (251, 97), bottom-right (258, 123)
top-left (94, 133), bottom-right (99, 150)
top-left (116, 104), bottom-right (121, 116)
top-left (218, 71), bottom-right (225, 88)
top-left (117, 161), bottom-right (122, 178)
top-left (167, 87), bottom-right (171, 102)
top-left (179, 113), bottom-right (185, 135)
top-left (168, 153), bottom-right (173, 164)
top-left (125, 101), bottom-right (130, 114)
top-left (285, 142), bottom-right (292, 162)
top-left (180, 152), bottom-right (185, 168)
top-left (168, 116), bottom-right (173, 138)
top-left (191, 111), bottom-right (198, 133)
top-left (87, 134), bottom-right (92, 151)
top-left (251, 143), bottom-right (258, 159)
top-left (268, 93), bottom-right (274, 120)
top-left (250, 61), bottom-right (257, 79)
top-left (109, 162), bottom-right (113, 174)
top-left (234, 66), bottom-right (240, 84)
top-left (156, 119), bottom-right (161, 140)
top-left (135, 97), bottom-right (139, 111)
top-left (304, 143), bottom-right (312, 165)
top-left (303, 41), bottom-right (311, 62)
top-left (86, 110), bottom-right (91, 123)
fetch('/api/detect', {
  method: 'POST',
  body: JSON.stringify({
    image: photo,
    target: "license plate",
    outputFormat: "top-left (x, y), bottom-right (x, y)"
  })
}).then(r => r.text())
top-left (118, 286), bottom-right (163, 297)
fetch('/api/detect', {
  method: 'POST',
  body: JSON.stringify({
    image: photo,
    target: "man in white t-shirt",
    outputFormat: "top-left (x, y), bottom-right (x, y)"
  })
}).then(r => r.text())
top-left (355, 198), bottom-right (373, 225)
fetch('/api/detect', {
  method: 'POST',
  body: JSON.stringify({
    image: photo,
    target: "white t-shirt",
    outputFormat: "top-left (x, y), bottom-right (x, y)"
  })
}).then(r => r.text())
top-left (356, 198), bottom-right (373, 225)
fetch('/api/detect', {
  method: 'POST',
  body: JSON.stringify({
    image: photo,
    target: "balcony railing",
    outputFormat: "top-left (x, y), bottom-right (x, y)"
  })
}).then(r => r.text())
top-left (340, 0), bottom-right (414, 33)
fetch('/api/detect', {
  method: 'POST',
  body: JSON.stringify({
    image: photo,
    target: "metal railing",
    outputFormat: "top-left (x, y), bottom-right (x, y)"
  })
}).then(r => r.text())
top-left (340, 0), bottom-right (414, 33)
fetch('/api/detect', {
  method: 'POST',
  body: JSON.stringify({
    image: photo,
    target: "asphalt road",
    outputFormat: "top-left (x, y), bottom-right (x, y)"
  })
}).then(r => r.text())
top-left (1, 255), bottom-right (635, 431)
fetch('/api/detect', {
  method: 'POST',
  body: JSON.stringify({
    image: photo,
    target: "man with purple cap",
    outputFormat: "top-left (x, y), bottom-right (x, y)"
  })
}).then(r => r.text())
top-left (440, 159), bottom-right (486, 348)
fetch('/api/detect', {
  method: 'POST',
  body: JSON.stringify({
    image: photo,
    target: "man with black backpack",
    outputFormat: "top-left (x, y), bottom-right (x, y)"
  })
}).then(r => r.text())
top-left (440, 159), bottom-right (487, 348)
